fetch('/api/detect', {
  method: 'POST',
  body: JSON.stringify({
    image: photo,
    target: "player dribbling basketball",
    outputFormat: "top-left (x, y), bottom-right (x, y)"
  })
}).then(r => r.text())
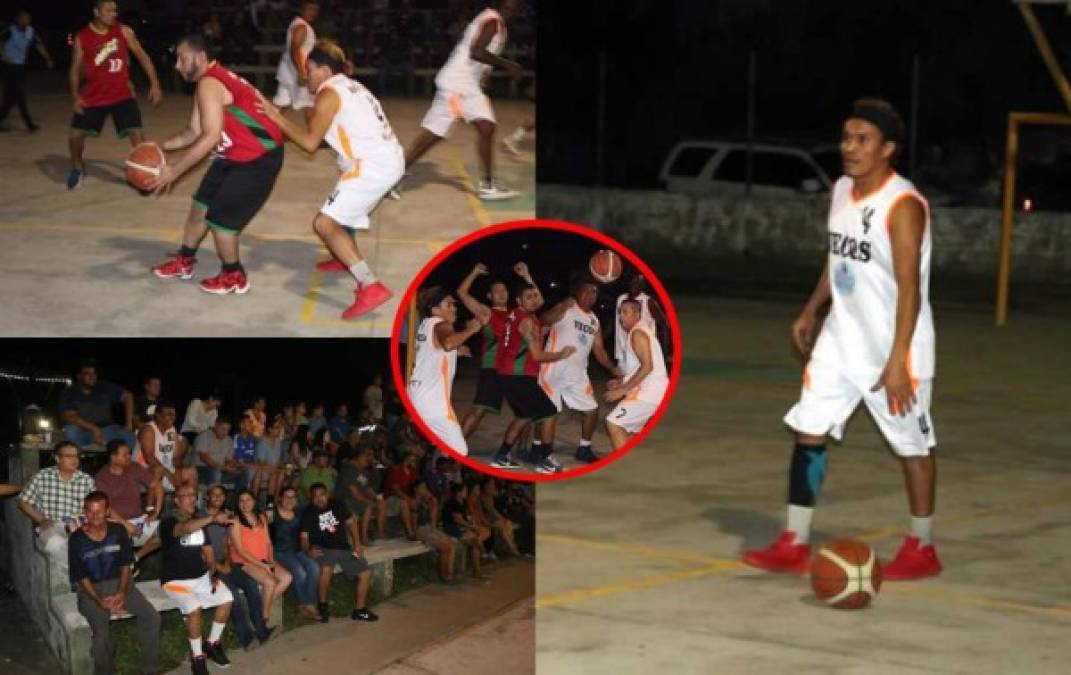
top-left (743, 99), bottom-right (942, 581)
top-left (605, 299), bottom-right (669, 449)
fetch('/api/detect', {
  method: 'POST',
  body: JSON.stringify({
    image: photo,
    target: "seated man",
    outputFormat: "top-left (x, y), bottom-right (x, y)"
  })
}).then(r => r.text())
top-left (59, 361), bottom-right (136, 449)
top-left (233, 416), bottom-right (259, 491)
top-left (254, 416), bottom-right (288, 505)
top-left (195, 418), bottom-right (245, 490)
top-left (299, 483), bottom-right (378, 624)
top-left (68, 491), bottom-right (161, 675)
top-left (412, 479), bottom-right (457, 582)
top-left (299, 449), bottom-right (336, 503)
top-left (93, 440), bottom-right (164, 567)
top-left (382, 451), bottom-right (420, 540)
top-left (180, 391), bottom-right (221, 449)
top-left (17, 441), bottom-right (96, 558)
top-left (335, 446), bottom-right (386, 545)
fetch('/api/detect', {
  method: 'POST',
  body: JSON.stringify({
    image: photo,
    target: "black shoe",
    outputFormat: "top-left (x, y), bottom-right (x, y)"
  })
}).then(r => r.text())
top-left (257, 626), bottom-right (277, 644)
top-left (205, 640), bottom-right (230, 668)
top-left (190, 655), bottom-right (209, 675)
top-left (351, 607), bottom-right (379, 622)
top-left (318, 602), bottom-right (330, 623)
top-left (241, 636), bottom-right (257, 652)
top-left (575, 446), bottom-right (599, 464)
top-left (27, 123), bottom-right (39, 133)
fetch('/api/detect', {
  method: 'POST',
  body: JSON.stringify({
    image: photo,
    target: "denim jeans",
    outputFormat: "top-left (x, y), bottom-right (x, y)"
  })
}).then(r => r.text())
top-left (63, 424), bottom-right (136, 450)
top-left (275, 550), bottom-right (320, 606)
top-left (219, 566), bottom-right (267, 644)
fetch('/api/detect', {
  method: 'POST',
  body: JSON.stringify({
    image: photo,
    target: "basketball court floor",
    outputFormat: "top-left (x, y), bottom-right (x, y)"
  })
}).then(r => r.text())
top-left (535, 296), bottom-right (1071, 674)
top-left (0, 87), bottom-right (534, 337)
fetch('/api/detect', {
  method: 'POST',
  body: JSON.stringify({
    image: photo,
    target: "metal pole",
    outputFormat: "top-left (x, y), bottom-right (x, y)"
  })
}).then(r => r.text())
top-left (406, 298), bottom-right (418, 379)
top-left (995, 115), bottom-right (1019, 327)
top-left (745, 50), bottom-right (756, 197)
top-left (596, 50), bottom-right (607, 186)
top-left (1018, 2), bottom-right (1071, 114)
top-left (909, 53), bottom-right (920, 176)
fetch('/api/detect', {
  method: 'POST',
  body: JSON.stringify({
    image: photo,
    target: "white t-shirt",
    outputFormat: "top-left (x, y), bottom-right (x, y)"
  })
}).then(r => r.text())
top-left (180, 399), bottom-right (218, 435)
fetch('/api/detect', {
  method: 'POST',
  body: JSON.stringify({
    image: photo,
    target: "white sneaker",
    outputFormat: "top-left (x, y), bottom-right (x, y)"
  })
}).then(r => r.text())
top-left (477, 181), bottom-right (520, 201)
top-left (502, 136), bottom-right (521, 156)
top-left (387, 188), bottom-right (401, 201)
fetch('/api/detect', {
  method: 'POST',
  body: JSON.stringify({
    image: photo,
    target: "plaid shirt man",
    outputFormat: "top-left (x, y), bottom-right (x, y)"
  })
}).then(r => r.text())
top-left (19, 466), bottom-right (96, 521)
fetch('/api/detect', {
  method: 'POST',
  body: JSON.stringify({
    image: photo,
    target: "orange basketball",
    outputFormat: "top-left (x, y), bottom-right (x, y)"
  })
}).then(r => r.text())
top-left (810, 539), bottom-right (882, 610)
top-left (125, 142), bottom-right (165, 192)
top-left (589, 249), bottom-right (622, 283)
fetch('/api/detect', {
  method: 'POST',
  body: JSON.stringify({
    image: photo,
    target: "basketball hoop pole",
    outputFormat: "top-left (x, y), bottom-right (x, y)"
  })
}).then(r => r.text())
top-left (995, 116), bottom-right (1019, 327)
top-left (405, 296), bottom-right (417, 379)
top-left (1017, 2), bottom-right (1071, 113)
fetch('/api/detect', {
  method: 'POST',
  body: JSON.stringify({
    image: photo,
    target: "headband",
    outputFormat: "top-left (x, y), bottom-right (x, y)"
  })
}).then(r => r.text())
top-left (850, 102), bottom-right (904, 145)
top-left (307, 47), bottom-right (343, 73)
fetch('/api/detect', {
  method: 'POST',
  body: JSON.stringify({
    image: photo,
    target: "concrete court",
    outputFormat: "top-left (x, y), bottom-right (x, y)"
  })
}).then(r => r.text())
top-left (0, 88), bottom-right (534, 337)
top-left (535, 296), bottom-right (1071, 674)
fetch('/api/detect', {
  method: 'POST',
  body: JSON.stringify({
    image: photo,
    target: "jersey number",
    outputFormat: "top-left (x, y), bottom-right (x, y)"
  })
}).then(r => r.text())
top-left (107, 58), bottom-right (123, 73)
top-left (364, 93), bottom-right (396, 142)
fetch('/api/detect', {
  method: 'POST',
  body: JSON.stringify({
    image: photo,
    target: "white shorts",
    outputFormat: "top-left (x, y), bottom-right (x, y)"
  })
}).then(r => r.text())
top-left (320, 155), bottom-right (405, 230)
top-left (420, 415), bottom-right (469, 456)
top-left (421, 89), bottom-right (495, 138)
top-left (540, 372), bottom-right (597, 413)
top-left (129, 515), bottom-right (161, 547)
top-left (783, 360), bottom-right (936, 457)
top-left (163, 572), bottom-right (234, 615)
top-left (273, 80), bottom-right (314, 110)
top-left (607, 399), bottom-right (658, 435)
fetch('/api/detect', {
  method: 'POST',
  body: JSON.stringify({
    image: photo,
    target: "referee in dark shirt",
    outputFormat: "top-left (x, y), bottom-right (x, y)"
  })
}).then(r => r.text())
top-left (68, 491), bottom-right (160, 675)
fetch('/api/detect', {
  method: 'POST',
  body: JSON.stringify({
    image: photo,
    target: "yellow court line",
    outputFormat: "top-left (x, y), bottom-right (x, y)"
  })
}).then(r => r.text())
top-left (538, 533), bottom-right (731, 566)
top-left (450, 156), bottom-right (493, 229)
top-left (883, 585), bottom-right (1071, 620)
top-left (536, 562), bottom-right (747, 610)
top-left (299, 264), bottom-right (326, 324)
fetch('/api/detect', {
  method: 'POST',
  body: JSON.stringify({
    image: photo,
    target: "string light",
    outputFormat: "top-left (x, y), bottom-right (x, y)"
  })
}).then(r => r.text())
top-left (0, 372), bottom-right (72, 385)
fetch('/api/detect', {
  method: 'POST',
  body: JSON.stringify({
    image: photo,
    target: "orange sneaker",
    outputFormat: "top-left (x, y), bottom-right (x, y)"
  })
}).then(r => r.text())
top-left (342, 281), bottom-right (392, 319)
top-left (742, 531), bottom-right (811, 575)
top-left (882, 537), bottom-right (942, 580)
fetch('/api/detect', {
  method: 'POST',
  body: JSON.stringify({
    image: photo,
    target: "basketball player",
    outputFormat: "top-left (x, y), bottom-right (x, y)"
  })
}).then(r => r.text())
top-left (273, 0), bottom-right (319, 127)
top-left (148, 34), bottom-right (285, 295)
top-left (404, 0), bottom-right (524, 201)
top-left (136, 401), bottom-right (194, 494)
top-left (614, 274), bottom-right (668, 366)
top-left (256, 40), bottom-right (402, 319)
top-left (67, 0), bottom-right (162, 190)
top-left (539, 276), bottom-right (622, 463)
top-left (0, 10), bottom-right (54, 133)
top-left (490, 284), bottom-right (576, 474)
top-left (743, 99), bottom-right (941, 581)
top-left (605, 297), bottom-right (669, 447)
top-left (408, 288), bottom-right (485, 456)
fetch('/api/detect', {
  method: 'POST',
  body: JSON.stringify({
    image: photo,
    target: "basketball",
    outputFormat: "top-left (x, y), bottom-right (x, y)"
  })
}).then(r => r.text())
top-left (810, 539), bottom-right (882, 609)
top-left (125, 142), bottom-right (165, 192)
top-left (589, 249), bottom-right (622, 283)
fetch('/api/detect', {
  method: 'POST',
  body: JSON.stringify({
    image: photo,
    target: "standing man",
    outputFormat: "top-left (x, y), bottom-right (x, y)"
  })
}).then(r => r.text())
top-left (604, 299), bottom-right (669, 449)
top-left (273, 0), bottom-right (319, 127)
top-left (59, 361), bottom-right (137, 450)
top-left (0, 10), bottom-right (53, 132)
top-left (68, 491), bottom-right (161, 675)
top-left (404, 0), bottom-right (524, 201)
top-left (149, 34), bottom-right (284, 296)
top-left (67, 0), bottom-right (162, 190)
top-left (743, 99), bottom-right (941, 581)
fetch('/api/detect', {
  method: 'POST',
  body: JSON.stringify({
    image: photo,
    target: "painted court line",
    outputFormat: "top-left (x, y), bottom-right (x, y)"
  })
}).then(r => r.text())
top-left (450, 156), bottom-right (493, 229)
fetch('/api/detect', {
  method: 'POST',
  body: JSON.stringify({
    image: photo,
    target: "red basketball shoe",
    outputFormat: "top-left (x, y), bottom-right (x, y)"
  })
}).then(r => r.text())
top-left (151, 254), bottom-right (196, 280)
top-left (342, 282), bottom-right (392, 319)
top-left (315, 258), bottom-right (348, 273)
top-left (199, 270), bottom-right (250, 295)
top-left (742, 531), bottom-right (811, 575)
top-left (882, 537), bottom-right (942, 580)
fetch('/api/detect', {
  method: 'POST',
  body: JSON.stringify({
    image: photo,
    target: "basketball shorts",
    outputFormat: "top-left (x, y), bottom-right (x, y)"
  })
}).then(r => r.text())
top-left (321, 152), bottom-right (404, 230)
top-left (500, 375), bottom-right (557, 423)
top-left (421, 88), bottom-right (495, 138)
top-left (607, 399), bottom-right (658, 434)
top-left (316, 548), bottom-right (370, 581)
top-left (272, 80), bottom-right (314, 110)
top-left (193, 147), bottom-right (284, 234)
top-left (70, 98), bottom-right (142, 138)
top-left (473, 368), bottom-right (503, 413)
top-left (417, 414), bottom-right (469, 456)
top-left (162, 572), bottom-right (234, 615)
top-left (540, 370), bottom-right (598, 413)
top-left (783, 359), bottom-right (936, 458)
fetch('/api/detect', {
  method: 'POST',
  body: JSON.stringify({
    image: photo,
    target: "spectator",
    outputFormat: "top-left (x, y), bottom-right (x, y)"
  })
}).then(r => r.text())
top-left (94, 440), bottom-right (164, 567)
top-left (500, 480), bottom-right (535, 556)
top-left (289, 424), bottom-right (314, 470)
top-left (0, 483), bottom-right (21, 497)
top-left (159, 484), bottom-right (234, 673)
top-left (300, 449), bottom-right (336, 503)
top-left (59, 361), bottom-right (136, 449)
top-left (136, 400), bottom-right (192, 495)
top-left (307, 403), bottom-right (328, 435)
top-left (230, 490), bottom-right (292, 632)
top-left (201, 12), bottom-right (223, 59)
top-left (68, 491), bottom-right (160, 675)
top-left (293, 401), bottom-right (309, 427)
top-left (328, 403), bottom-right (353, 442)
top-left (299, 483), bottom-right (379, 624)
top-left (383, 451), bottom-right (420, 539)
top-left (466, 480), bottom-right (499, 560)
top-left (233, 415), bottom-right (259, 486)
top-left (424, 456), bottom-right (453, 501)
top-left (17, 441), bottom-right (96, 558)
top-left (441, 482), bottom-right (486, 579)
top-left (195, 418), bottom-right (245, 490)
top-left (412, 479), bottom-right (456, 582)
top-left (254, 416), bottom-right (287, 504)
top-left (180, 391), bottom-right (221, 448)
top-left (247, 396), bottom-right (268, 438)
top-left (363, 375), bottom-right (385, 422)
top-left (270, 486), bottom-right (322, 621)
top-left (134, 375), bottom-right (162, 425)
top-left (478, 477), bottom-right (521, 557)
top-left (336, 446), bottom-right (386, 544)
top-left (203, 485), bottom-right (275, 650)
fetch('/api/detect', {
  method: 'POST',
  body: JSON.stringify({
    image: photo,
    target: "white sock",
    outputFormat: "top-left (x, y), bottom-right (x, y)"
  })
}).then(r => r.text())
top-left (208, 621), bottom-right (226, 643)
top-left (532, 440), bottom-right (542, 448)
top-left (579, 439), bottom-right (591, 447)
top-left (189, 637), bottom-right (203, 657)
top-left (348, 260), bottom-right (376, 286)
top-left (910, 516), bottom-right (933, 545)
top-left (786, 504), bottom-right (814, 545)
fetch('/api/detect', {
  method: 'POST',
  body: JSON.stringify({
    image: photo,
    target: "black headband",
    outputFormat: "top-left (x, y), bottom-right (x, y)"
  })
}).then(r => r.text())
top-left (308, 47), bottom-right (343, 73)
top-left (850, 103), bottom-right (904, 145)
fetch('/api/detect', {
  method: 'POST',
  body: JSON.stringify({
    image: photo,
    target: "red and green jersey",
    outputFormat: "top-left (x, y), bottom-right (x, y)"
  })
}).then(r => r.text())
top-left (77, 23), bottom-right (134, 107)
top-left (204, 62), bottom-right (284, 163)
top-left (494, 309), bottom-right (540, 377)
top-left (480, 308), bottom-right (510, 370)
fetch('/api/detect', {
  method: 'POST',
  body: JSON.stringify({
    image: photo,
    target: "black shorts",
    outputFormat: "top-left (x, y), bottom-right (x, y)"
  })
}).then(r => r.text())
top-left (500, 375), bottom-right (557, 422)
top-left (473, 368), bottom-right (503, 413)
top-left (70, 98), bottom-right (142, 138)
top-left (193, 148), bottom-right (284, 234)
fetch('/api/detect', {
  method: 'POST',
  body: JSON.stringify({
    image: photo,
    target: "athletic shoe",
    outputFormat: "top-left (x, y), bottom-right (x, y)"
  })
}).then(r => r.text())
top-left (241, 637), bottom-right (257, 652)
top-left (27, 123), bottom-right (39, 134)
top-left (545, 453), bottom-right (563, 471)
top-left (516, 446), bottom-right (537, 465)
top-left (199, 270), bottom-right (250, 295)
top-left (387, 188), bottom-right (402, 201)
top-left (342, 281), bottom-right (393, 319)
top-left (318, 601), bottom-right (330, 623)
top-left (882, 536), bottom-right (942, 581)
top-left (534, 458), bottom-right (562, 475)
top-left (190, 655), bottom-right (209, 675)
top-left (490, 454), bottom-right (522, 470)
top-left (66, 169), bottom-right (85, 191)
top-left (316, 257), bottom-right (349, 273)
top-left (257, 626), bottom-right (277, 645)
top-left (351, 607), bottom-right (379, 622)
top-left (502, 134), bottom-right (523, 156)
top-left (575, 446), bottom-right (599, 464)
top-left (741, 531), bottom-right (811, 575)
top-left (152, 254), bottom-right (196, 280)
top-left (476, 180), bottom-right (520, 201)
top-left (204, 641), bottom-right (230, 668)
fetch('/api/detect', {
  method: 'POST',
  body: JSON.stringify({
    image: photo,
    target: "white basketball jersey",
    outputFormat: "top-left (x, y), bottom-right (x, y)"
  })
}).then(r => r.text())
top-left (615, 293), bottom-right (656, 363)
top-left (621, 325), bottom-right (669, 405)
top-left (276, 17), bottom-right (315, 85)
top-left (811, 173), bottom-right (935, 383)
top-left (318, 73), bottom-right (402, 176)
top-left (435, 8), bottom-right (507, 94)
top-left (408, 317), bottom-right (458, 421)
top-left (540, 304), bottom-right (599, 383)
top-left (137, 421), bottom-right (178, 489)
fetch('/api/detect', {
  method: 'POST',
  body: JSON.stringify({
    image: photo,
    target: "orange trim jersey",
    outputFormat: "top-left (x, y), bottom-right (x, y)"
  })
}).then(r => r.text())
top-left (435, 8), bottom-right (507, 94)
top-left (621, 325), bottom-right (669, 406)
top-left (408, 317), bottom-right (459, 422)
top-left (317, 73), bottom-right (401, 180)
top-left (540, 304), bottom-right (599, 385)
